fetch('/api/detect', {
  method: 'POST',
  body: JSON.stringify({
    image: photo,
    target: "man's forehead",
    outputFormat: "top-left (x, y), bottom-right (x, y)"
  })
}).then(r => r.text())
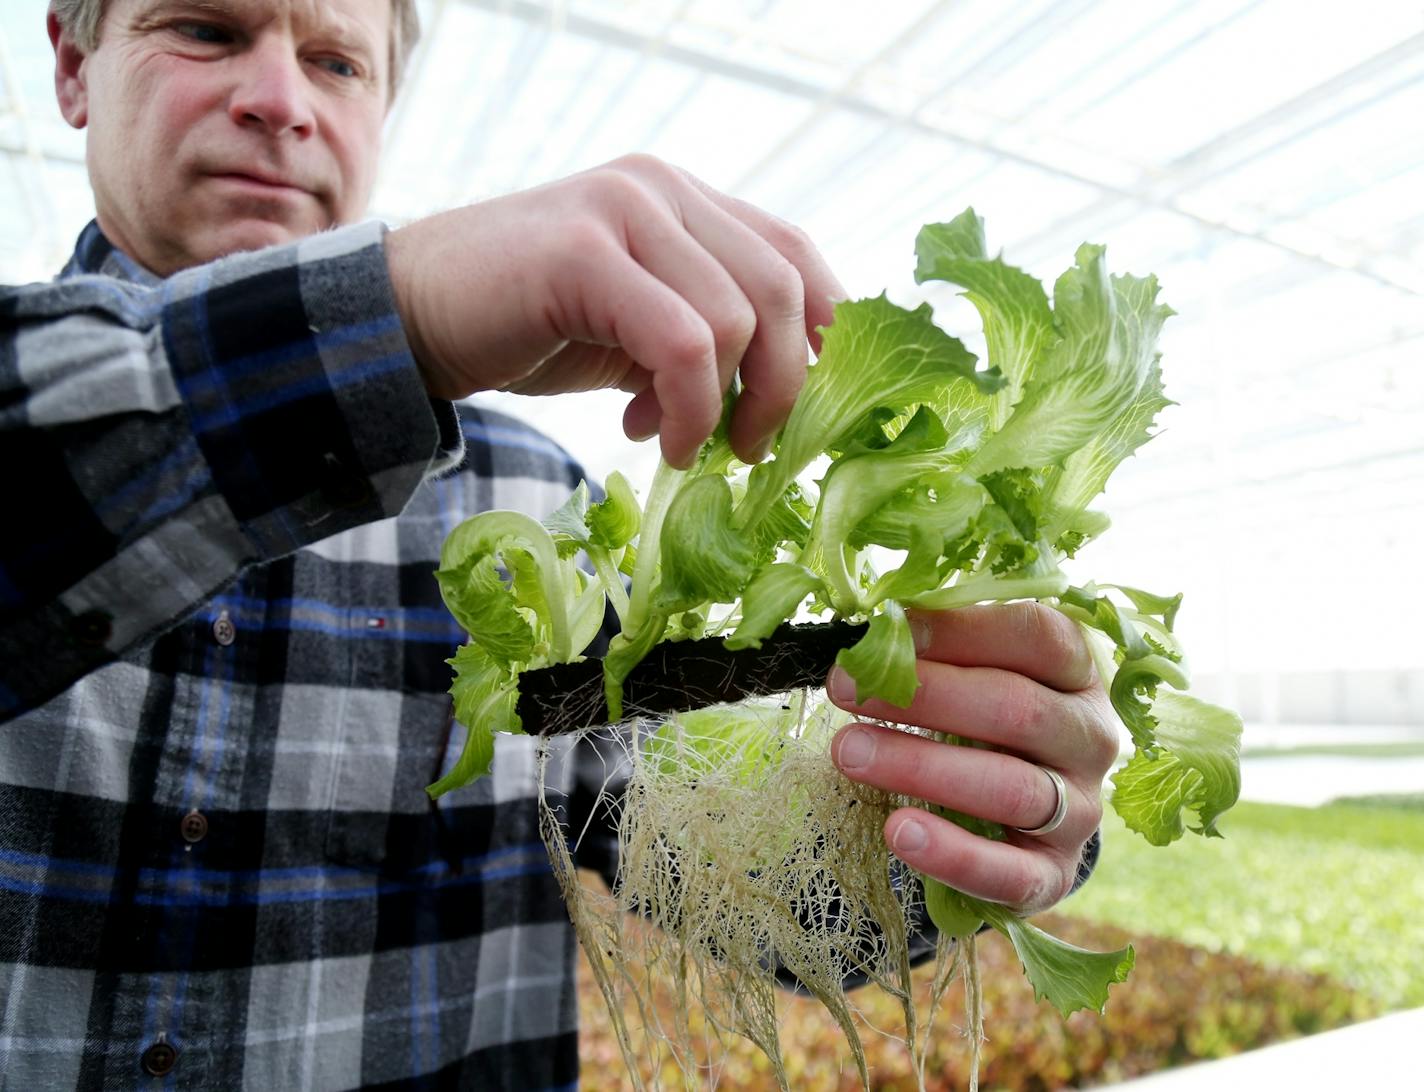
top-left (121, 0), bottom-right (390, 45)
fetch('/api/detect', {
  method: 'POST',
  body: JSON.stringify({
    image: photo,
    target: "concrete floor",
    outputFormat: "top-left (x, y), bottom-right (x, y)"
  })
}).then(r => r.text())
top-left (1104, 1006), bottom-right (1424, 1090)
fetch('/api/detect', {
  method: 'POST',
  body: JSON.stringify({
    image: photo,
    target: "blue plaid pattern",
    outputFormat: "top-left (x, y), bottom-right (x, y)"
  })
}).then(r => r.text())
top-left (0, 223), bottom-right (619, 1089)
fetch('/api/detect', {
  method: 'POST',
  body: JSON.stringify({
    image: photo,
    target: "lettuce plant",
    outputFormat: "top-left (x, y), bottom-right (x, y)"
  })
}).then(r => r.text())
top-left (431, 209), bottom-right (1243, 1074)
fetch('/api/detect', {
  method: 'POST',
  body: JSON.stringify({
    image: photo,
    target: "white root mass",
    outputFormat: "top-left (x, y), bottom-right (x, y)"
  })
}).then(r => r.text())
top-left (537, 693), bottom-right (975, 1091)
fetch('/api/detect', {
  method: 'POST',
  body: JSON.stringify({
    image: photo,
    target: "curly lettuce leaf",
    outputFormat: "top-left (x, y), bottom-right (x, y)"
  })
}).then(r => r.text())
top-left (922, 874), bottom-right (1134, 1016)
top-left (915, 208), bottom-right (1056, 423)
top-left (437, 510), bottom-right (578, 663)
top-left (1112, 691), bottom-right (1243, 845)
top-left (1104, 582), bottom-right (1184, 631)
top-left (736, 294), bottom-right (1002, 529)
top-left (589, 470), bottom-right (641, 550)
top-left (428, 643), bottom-right (520, 797)
top-left (834, 600), bottom-right (918, 707)
top-left (849, 470), bottom-right (984, 553)
top-left (724, 563), bottom-right (824, 651)
top-left (800, 407), bottom-right (961, 614)
top-left (541, 480), bottom-right (595, 554)
top-left (983, 902), bottom-right (1136, 1016)
top-left (968, 251), bottom-right (1172, 477)
top-left (654, 475), bottom-right (759, 615)
top-left (1040, 361), bottom-right (1171, 546)
top-left (864, 523), bottom-right (949, 608)
top-left (456, 555), bottom-right (537, 667)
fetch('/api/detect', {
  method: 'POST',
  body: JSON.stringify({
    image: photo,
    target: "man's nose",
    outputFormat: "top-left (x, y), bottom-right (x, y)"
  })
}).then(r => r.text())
top-left (227, 38), bottom-right (317, 137)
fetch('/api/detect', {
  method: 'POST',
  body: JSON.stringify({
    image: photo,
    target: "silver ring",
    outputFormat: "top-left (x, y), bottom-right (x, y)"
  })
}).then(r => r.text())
top-left (1015, 765), bottom-right (1068, 837)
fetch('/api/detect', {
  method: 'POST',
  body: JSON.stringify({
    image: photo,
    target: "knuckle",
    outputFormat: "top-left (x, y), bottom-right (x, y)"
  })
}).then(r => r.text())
top-left (1008, 863), bottom-right (1053, 911)
top-left (1080, 792), bottom-right (1105, 833)
top-left (1091, 718), bottom-right (1122, 772)
top-left (994, 681), bottom-right (1044, 740)
top-left (662, 322), bottom-right (716, 371)
top-left (581, 164), bottom-right (655, 215)
top-left (759, 254), bottom-right (805, 315)
top-left (562, 217), bottom-right (615, 262)
top-left (1015, 601), bottom-right (1090, 687)
top-left (1078, 693), bottom-right (1122, 771)
top-left (1018, 855), bottom-right (1077, 914)
top-left (708, 302), bottom-right (757, 356)
top-left (1042, 867), bottom-right (1076, 911)
top-left (611, 151), bottom-right (674, 180)
top-left (762, 215), bottom-right (814, 261)
top-left (997, 763), bottom-right (1046, 823)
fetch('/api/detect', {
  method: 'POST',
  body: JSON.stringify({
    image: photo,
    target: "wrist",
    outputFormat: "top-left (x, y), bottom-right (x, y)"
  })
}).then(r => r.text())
top-left (386, 219), bottom-right (461, 400)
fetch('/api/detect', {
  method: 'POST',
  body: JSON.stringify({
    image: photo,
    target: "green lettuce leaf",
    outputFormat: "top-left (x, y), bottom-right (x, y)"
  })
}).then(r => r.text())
top-left (981, 902), bottom-right (1135, 1016)
top-left (603, 611), bottom-right (668, 722)
top-left (915, 208), bottom-right (1056, 424)
top-left (455, 555), bottom-right (537, 667)
top-left (736, 293), bottom-right (1001, 529)
top-left (800, 407), bottom-right (961, 614)
top-left (968, 251), bottom-right (1172, 477)
top-left (541, 480), bottom-right (594, 554)
top-left (1040, 362), bottom-right (1172, 544)
top-left (1112, 692), bottom-right (1243, 845)
top-left (437, 510), bottom-right (578, 662)
top-left (979, 467), bottom-right (1044, 542)
top-left (849, 470), bottom-right (984, 553)
top-left (1108, 655), bottom-right (1191, 753)
top-left (1104, 582), bottom-right (1184, 631)
top-left (921, 877), bottom-right (984, 939)
top-left (589, 470), bottom-right (641, 549)
top-left (654, 475), bottom-right (758, 615)
top-left (864, 523), bottom-right (949, 607)
top-left (834, 600), bottom-right (918, 707)
top-left (428, 643), bottom-right (520, 797)
top-left (923, 873), bottom-right (1134, 1015)
top-left (725, 564), bottom-right (824, 651)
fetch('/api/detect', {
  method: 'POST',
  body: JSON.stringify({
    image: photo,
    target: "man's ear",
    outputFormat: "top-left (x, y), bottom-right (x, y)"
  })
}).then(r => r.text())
top-left (49, 11), bottom-right (89, 129)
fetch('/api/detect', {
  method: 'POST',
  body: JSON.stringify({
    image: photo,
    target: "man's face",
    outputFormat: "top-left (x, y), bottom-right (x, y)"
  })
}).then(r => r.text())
top-left (57, 0), bottom-right (391, 275)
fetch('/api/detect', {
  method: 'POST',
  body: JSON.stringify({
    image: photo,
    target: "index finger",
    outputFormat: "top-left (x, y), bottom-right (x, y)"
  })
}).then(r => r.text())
top-left (679, 171), bottom-right (845, 350)
top-left (909, 601), bottom-right (1097, 693)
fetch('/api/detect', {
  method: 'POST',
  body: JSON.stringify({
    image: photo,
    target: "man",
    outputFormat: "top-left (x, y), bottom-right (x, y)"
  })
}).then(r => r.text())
top-left (0, 0), bottom-right (1117, 1086)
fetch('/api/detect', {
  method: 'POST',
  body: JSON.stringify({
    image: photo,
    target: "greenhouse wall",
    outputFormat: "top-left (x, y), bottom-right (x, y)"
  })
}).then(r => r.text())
top-left (1194, 670), bottom-right (1424, 727)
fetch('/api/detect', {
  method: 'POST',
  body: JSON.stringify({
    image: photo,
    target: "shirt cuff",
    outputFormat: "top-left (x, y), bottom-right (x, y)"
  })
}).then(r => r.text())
top-left (160, 220), bottom-right (464, 560)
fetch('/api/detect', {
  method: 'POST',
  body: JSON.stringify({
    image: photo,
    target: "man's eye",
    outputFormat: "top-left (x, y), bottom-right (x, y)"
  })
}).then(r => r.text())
top-left (175, 22), bottom-right (231, 44)
top-left (316, 58), bottom-right (359, 78)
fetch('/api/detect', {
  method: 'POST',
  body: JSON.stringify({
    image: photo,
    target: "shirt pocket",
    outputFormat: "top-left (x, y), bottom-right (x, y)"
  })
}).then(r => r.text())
top-left (320, 688), bottom-right (548, 876)
top-left (321, 688), bottom-right (460, 873)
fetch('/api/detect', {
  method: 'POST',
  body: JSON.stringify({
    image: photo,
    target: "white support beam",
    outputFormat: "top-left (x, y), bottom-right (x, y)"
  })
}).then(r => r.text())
top-left (457, 0), bottom-right (1424, 295)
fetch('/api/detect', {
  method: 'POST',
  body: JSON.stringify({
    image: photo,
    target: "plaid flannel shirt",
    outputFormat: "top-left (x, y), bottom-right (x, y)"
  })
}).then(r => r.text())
top-left (0, 221), bottom-right (619, 1090)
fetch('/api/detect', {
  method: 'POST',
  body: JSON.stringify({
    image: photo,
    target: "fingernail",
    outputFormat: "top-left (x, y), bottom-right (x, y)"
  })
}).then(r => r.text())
top-left (836, 727), bottom-right (875, 770)
top-left (747, 434), bottom-right (774, 464)
top-left (893, 818), bottom-right (927, 856)
top-left (828, 665), bottom-right (854, 703)
top-left (911, 615), bottom-right (931, 654)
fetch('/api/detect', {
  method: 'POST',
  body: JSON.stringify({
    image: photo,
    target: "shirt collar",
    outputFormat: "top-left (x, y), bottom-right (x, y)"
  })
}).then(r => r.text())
top-left (59, 220), bottom-right (164, 288)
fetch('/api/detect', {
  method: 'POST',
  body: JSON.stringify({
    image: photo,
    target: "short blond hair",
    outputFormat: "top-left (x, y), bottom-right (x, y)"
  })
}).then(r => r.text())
top-left (48, 0), bottom-right (421, 98)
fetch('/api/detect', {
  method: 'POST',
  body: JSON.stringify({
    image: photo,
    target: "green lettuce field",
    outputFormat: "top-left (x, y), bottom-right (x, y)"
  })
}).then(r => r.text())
top-left (577, 794), bottom-right (1421, 1089)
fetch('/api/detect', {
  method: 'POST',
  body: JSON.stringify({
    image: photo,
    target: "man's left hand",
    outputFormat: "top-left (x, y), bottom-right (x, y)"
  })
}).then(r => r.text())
top-left (827, 601), bottom-right (1119, 916)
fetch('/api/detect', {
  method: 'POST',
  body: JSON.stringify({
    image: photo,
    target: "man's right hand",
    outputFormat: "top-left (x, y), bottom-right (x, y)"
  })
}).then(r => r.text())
top-left (385, 154), bottom-right (844, 468)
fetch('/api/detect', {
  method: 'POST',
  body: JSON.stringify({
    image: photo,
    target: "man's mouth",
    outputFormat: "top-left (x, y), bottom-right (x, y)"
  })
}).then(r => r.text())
top-left (207, 171), bottom-right (312, 198)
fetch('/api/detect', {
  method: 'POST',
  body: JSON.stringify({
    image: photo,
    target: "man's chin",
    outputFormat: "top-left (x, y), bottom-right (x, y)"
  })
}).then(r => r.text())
top-left (192, 219), bottom-right (323, 263)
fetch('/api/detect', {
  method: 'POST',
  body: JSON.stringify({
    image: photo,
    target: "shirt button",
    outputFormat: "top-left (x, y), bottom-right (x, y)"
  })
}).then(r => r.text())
top-left (180, 809), bottom-right (208, 844)
top-left (320, 453), bottom-right (374, 508)
top-left (140, 1037), bottom-right (178, 1076)
top-left (69, 609), bottom-right (113, 648)
top-left (212, 609), bottom-right (236, 646)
